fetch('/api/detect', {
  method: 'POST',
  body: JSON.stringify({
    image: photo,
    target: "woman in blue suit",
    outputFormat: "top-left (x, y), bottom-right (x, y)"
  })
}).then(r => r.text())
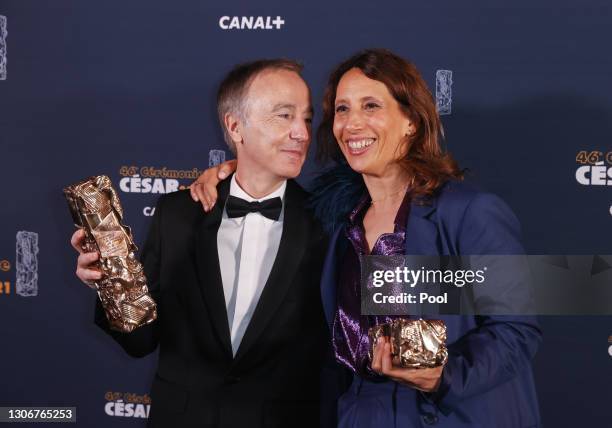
top-left (311, 49), bottom-right (541, 428)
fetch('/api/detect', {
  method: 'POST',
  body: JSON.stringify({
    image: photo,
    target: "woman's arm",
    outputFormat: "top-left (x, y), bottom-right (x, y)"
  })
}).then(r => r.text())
top-left (189, 159), bottom-right (236, 211)
top-left (428, 192), bottom-right (542, 415)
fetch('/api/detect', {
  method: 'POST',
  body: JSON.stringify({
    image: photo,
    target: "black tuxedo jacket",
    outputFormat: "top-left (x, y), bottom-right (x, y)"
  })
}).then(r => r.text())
top-left (95, 178), bottom-right (329, 428)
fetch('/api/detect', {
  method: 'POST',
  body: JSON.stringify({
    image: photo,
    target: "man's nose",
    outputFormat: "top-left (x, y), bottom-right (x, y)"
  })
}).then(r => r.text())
top-left (290, 119), bottom-right (310, 142)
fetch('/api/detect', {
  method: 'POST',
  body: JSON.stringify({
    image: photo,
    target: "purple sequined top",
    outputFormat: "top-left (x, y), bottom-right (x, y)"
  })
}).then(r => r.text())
top-left (332, 190), bottom-right (411, 376)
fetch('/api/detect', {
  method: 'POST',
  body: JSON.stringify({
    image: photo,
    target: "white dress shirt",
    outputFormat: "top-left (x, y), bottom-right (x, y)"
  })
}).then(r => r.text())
top-left (217, 175), bottom-right (286, 356)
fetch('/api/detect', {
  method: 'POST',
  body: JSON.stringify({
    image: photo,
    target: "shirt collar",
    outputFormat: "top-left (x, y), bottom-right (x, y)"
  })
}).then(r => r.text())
top-left (348, 192), bottom-right (371, 225)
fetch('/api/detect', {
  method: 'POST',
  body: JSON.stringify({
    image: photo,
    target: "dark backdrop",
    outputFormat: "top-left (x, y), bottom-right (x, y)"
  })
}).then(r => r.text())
top-left (1, 1), bottom-right (611, 426)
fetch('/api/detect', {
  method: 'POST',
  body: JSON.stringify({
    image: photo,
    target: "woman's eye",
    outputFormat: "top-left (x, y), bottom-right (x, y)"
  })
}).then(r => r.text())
top-left (364, 102), bottom-right (381, 111)
top-left (278, 113), bottom-right (292, 119)
top-left (335, 105), bottom-right (348, 113)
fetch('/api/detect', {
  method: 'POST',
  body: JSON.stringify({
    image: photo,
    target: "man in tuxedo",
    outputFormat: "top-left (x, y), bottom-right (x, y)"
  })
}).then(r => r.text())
top-left (71, 59), bottom-right (328, 427)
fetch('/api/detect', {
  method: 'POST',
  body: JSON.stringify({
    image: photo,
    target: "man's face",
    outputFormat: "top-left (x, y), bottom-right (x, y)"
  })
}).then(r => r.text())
top-left (235, 69), bottom-right (312, 179)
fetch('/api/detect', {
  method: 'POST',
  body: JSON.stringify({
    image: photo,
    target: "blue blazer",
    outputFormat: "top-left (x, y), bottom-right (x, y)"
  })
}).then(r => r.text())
top-left (319, 180), bottom-right (542, 428)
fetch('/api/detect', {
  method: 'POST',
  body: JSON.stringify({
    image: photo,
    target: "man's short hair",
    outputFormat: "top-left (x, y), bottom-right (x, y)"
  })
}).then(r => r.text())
top-left (217, 59), bottom-right (304, 154)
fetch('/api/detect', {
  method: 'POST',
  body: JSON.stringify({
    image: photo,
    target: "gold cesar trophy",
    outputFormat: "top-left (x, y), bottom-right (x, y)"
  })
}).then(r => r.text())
top-left (63, 175), bottom-right (157, 333)
top-left (369, 319), bottom-right (448, 368)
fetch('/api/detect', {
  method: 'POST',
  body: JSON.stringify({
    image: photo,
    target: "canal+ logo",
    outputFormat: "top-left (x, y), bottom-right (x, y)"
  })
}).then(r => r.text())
top-left (219, 16), bottom-right (285, 30)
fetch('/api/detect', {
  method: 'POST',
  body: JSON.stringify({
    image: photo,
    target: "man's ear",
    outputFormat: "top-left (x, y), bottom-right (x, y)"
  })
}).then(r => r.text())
top-left (224, 112), bottom-right (243, 146)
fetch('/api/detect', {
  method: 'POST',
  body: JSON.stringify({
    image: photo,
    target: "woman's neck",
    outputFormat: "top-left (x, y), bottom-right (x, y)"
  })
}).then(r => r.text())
top-left (362, 165), bottom-right (411, 212)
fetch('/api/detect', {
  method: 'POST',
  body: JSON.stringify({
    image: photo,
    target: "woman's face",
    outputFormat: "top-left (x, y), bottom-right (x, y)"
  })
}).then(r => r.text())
top-left (333, 68), bottom-right (413, 176)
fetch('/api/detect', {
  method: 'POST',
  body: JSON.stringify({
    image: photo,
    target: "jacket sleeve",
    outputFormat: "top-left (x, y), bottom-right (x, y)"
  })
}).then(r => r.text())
top-left (93, 196), bottom-right (165, 358)
top-left (428, 192), bottom-right (542, 415)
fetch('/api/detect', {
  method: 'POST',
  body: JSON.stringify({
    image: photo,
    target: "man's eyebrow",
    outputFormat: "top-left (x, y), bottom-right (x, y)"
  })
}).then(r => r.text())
top-left (271, 103), bottom-right (296, 112)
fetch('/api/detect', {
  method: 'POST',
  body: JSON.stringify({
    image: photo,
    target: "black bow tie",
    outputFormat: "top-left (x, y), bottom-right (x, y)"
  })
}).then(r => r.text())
top-left (225, 195), bottom-right (283, 221)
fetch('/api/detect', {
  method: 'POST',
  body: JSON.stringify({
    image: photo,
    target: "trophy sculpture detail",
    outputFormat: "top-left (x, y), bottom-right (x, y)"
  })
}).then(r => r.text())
top-left (369, 319), bottom-right (448, 368)
top-left (64, 175), bottom-right (157, 333)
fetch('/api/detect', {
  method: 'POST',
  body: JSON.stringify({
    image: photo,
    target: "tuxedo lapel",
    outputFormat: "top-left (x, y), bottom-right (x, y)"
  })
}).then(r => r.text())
top-left (194, 178), bottom-right (233, 359)
top-left (233, 180), bottom-right (308, 363)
